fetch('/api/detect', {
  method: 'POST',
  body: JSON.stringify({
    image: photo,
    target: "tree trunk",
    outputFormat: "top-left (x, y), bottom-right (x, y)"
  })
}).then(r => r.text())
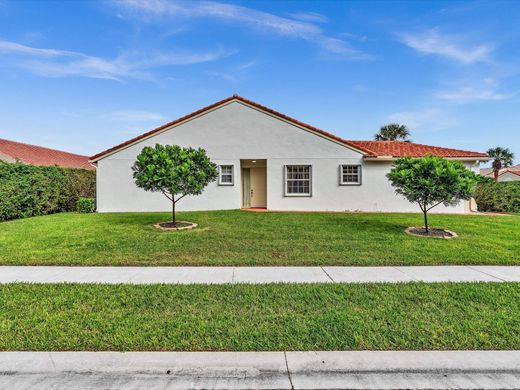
top-left (423, 209), bottom-right (429, 233)
top-left (493, 159), bottom-right (502, 182)
top-left (172, 200), bottom-right (176, 223)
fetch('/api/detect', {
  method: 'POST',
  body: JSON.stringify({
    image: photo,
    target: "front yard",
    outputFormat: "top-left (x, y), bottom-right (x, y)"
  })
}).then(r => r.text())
top-left (0, 210), bottom-right (518, 265)
top-left (1, 282), bottom-right (519, 351)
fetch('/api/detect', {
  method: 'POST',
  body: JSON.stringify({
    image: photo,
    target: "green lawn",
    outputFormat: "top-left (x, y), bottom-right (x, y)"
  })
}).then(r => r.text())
top-left (1, 282), bottom-right (519, 351)
top-left (0, 210), bottom-right (518, 265)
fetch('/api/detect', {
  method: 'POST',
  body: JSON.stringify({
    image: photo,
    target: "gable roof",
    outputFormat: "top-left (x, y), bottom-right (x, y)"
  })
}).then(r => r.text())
top-left (89, 95), bottom-right (373, 161)
top-left (348, 140), bottom-right (489, 159)
top-left (499, 168), bottom-right (520, 177)
top-left (0, 138), bottom-right (94, 170)
top-left (90, 95), bottom-right (488, 162)
top-left (481, 164), bottom-right (520, 177)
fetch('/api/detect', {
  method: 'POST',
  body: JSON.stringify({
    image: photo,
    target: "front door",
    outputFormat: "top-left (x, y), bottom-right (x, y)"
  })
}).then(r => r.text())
top-left (241, 160), bottom-right (267, 209)
top-left (250, 167), bottom-right (267, 208)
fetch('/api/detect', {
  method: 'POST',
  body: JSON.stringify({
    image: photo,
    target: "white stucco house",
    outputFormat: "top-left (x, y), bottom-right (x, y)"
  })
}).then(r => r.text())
top-left (90, 95), bottom-right (489, 214)
top-left (481, 165), bottom-right (520, 182)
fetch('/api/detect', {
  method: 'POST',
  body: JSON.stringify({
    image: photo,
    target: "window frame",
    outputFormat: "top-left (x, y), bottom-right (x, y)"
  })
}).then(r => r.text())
top-left (218, 165), bottom-right (234, 186)
top-left (339, 164), bottom-right (362, 186)
top-left (284, 164), bottom-right (312, 197)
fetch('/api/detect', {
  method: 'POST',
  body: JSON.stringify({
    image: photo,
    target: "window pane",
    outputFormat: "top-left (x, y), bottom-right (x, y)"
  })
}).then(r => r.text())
top-left (219, 165), bottom-right (233, 185)
top-left (342, 165), bottom-right (360, 184)
top-left (286, 165), bottom-right (311, 195)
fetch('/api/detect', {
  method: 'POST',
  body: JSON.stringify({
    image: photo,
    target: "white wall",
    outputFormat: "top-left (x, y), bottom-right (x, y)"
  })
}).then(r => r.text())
top-left (96, 101), bottom-right (476, 214)
top-left (498, 172), bottom-right (520, 182)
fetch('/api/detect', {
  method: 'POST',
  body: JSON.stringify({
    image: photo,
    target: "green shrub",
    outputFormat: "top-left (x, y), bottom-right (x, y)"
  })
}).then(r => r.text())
top-left (474, 181), bottom-right (520, 213)
top-left (0, 162), bottom-right (96, 221)
top-left (76, 197), bottom-right (96, 213)
top-left (387, 156), bottom-right (478, 232)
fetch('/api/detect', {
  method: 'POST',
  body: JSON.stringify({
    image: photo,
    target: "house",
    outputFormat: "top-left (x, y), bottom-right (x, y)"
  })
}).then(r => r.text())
top-left (481, 165), bottom-right (520, 182)
top-left (91, 96), bottom-right (488, 214)
top-left (0, 138), bottom-right (95, 170)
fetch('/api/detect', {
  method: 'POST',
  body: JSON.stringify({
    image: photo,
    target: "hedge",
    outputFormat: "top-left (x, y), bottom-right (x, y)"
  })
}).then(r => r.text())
top-left (474, 180), bottom-right (520, 213)
top-left (76, 197), bottom-right (96, 213)
top-left (0, 162), bottom-right (96, 221)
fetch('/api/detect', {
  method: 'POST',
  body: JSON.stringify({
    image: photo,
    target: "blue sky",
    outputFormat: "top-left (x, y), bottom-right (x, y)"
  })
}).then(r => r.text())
top-left (0, 0), bottom-right (518, 165)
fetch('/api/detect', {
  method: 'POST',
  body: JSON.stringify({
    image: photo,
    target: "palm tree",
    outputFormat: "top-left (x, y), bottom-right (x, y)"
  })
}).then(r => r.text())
top-left (487, 147), bottom-right (515, 181)
top-left (374, 123), bottom-right (411, 141)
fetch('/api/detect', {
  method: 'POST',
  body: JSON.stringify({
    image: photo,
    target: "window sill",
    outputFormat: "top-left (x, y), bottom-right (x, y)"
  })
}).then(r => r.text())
top-left (284, 194), bottom-right (312, 197)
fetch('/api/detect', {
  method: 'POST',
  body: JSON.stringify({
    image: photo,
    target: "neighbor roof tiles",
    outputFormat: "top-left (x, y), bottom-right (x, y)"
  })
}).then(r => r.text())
top-left (0, 138), bottom-right (94, 170)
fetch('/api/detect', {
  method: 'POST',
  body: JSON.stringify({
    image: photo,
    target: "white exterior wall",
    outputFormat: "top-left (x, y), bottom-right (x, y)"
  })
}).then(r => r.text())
top-left (96, 101), bottom-right (475, 214)
top-left (498, 172), bottom-right (520, 182)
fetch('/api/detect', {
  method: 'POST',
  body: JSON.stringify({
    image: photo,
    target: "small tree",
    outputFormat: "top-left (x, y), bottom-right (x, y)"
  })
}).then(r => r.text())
top-left (387, 156), bottom-right (478, 233)
top-left (374, 123), bottom-right (411, 141)
top-left (487, 147), bottom-right (514, 182)
top-left (132, 144), bottom-right (218, 224)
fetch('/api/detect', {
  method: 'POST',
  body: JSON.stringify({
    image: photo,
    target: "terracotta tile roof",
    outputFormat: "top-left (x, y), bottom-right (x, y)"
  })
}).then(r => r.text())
top-left (347, 140), bottom-right (488, 158)
top-left (500, 169), bottom-right (520, 177)
top-left (0, 138), bottom-right (95, 170)
top-left (482, 165), bottom-right (520, 177)
top-left (90, 95), bottom-right (487, 161)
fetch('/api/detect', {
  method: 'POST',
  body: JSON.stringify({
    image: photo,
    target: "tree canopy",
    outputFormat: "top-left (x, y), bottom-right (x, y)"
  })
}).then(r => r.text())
top-left (486, 147), bottom-right (515, 181)
top-left (374, 123), bottom-right (411, 141)
top-left (387, 156), bottom-right (478, 232)
top-left (132, 144), bottom-right (218, 223)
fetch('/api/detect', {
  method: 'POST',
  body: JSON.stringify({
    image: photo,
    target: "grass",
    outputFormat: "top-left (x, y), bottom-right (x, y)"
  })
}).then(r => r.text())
top-left (1, 282), bottom-right (520, 351)
top-left (0, 210), bottom-right (518, 265)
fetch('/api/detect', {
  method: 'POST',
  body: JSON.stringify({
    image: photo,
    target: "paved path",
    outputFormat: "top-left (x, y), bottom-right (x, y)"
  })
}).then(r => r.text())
top-left (1, 351), bottom-right (519, 389)
top-left (1, 265), bottom-right (519, 284)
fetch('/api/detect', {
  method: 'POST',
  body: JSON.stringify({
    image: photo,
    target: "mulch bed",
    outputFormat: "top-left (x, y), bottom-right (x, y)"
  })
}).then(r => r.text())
top-left (154, 221), bottom-right (198, 231)
top-left (405, 227), bottom-right (458, 239)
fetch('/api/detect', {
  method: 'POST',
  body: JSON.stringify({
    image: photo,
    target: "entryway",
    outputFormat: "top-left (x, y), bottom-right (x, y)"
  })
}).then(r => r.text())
top-left (241, 159), bottom-right (267, 209)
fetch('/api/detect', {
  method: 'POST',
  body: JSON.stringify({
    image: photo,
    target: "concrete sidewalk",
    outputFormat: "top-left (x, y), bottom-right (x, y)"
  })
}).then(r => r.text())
top-left (1, 351), bottom-right (519, 389)
top-left (0, 265), bottom-right (519, 284)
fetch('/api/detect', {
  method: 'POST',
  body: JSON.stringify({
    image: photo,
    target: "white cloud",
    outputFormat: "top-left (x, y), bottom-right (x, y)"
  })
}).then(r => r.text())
top-left (0, 39), bottom-right (76, 57)
top-left (0, 39), bottom-right (231, 81)
top-left (400, 28), bottom-right (492, 64)
top-left (435, 78), bottom-right (514, 103)
top-left (289, 11), bottom-right (328, 24)
top-left (207, 59), bottom-right (259, 82)
top-left (105, 110), bottom-right (166, 121)
top-left (388, 108), bottom-right (459, 131)
top-left (113, 0), bottom-right (371, 59)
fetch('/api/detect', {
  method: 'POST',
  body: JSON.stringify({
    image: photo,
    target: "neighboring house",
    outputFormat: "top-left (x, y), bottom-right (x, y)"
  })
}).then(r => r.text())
top-left (481, 164), bottom-right (520, 182)
top-left (0, 138), bottom-right (95, 170)
top-left (91, 96), bottom-right (488, 214)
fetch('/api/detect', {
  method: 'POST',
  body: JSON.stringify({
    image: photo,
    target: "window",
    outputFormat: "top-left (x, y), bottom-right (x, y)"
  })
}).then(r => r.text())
top-left (218, 165), bottom-right (234, 185)
top-left (285, 165), bottom-right (312, 196)
top-left (340, 164), bottom-right (361, 185)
